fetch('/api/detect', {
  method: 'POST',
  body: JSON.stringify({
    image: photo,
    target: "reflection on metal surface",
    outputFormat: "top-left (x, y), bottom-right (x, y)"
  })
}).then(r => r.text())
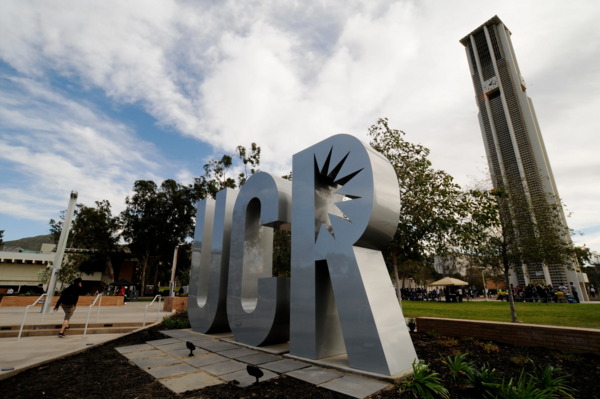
top-left (227, 172), bottom-right (292, 346)
top-left (290, 134), bottom-right (418, 376)
top-left (188, 188), bottom-right (238, 333)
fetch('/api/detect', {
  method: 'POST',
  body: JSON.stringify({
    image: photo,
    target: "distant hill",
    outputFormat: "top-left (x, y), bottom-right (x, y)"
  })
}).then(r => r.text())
top-left (2, 235), bottom-right (55, 252)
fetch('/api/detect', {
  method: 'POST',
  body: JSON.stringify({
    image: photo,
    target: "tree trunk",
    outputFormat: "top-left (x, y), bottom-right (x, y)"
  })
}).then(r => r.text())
top-left (153, 258), bottom-right (159, 288)
top-left (141, 253), bottom-right (148, 297)
top-left (505, 269), bottom-right (518, 323)
top-left (106, 257), bottom-right (115, 281)
top-left (392, 250), bottom-right (402, 308)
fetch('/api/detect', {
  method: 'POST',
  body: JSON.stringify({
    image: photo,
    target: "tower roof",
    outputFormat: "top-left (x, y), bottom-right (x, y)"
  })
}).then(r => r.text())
top-left (459, 15), bottom-right (511, 46)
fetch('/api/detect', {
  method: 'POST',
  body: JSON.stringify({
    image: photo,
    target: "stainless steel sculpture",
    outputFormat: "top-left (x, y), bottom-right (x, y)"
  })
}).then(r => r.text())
top-left (289, 134), bottom-right (418, 376)
top-left (188, 188), bottom-right (238, 333)
top-left (227, 172), bottom-right (292, 346)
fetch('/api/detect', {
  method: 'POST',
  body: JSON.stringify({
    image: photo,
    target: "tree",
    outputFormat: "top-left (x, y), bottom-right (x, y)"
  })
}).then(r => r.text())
top-left (122, 144), bottom-right (262, 294)
top-left (120, 180), bottom-right (196, 293)
top-left (467, 187), bottom-right (575, 322)
top-left (35, 254), bottom-right (84, 292)
top-left (70, 200), bottom-right (120, 280)
top-left (573, 245), bottom-right (593, 269)
top-left (236, 143), bottom-right (261, 186)
top-left (49, 212), bottom-right (66, 246)
top-left (0, 230), bottom-right (3, 248)
top-left (368, 118), bottom-right (478, 302)
top-left (192, 143), bottom-right (261, 200)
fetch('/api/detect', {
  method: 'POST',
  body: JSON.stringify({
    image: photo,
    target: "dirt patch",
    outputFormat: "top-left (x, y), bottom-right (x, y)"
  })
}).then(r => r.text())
top-left (375, 332), bottom-right (600, 399)
top-left (0, 328), bottom-right (598, 398)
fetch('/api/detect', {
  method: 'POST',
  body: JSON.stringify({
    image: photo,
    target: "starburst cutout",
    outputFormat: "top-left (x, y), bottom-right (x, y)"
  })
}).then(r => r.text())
top-left (314, 147), bottom-right (363, 242)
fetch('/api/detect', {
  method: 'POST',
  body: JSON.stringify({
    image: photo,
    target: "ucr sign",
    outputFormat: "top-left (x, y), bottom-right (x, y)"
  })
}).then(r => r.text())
top-left (188, 134), bottom-right (417, 376)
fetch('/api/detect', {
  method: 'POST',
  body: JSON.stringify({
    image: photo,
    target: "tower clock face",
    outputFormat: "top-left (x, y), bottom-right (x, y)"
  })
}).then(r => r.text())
top-left (483, 77), bottom-right (498, 93)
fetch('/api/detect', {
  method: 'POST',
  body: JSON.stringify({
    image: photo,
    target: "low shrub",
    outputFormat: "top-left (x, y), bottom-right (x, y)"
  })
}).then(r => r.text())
top-left (529, 360), bottom-right (576, 399)
top-left (399, 360), bottom-right (449, 399)
top-left (440, 352), bottom-right (474, 383)
top-left (510, 356), bottom-right (530, 366)
top-left (436, 338), bottom-right (459, 347)
top-left (160, 314), bottom-right (190, 330)
top-left (551, 352), bottom-right (583, 362)
top-left (497, 370), bottom-right (552, 399)
top-left (467, 364), bottom-right (500, 398)
top-left (478, 341), bottom-right (500, 353)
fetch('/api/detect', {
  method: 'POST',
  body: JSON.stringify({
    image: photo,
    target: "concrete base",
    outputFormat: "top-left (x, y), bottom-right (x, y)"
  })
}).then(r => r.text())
top-left (222, 337), bottom-right (290, 354)
top-left (284, 353), bottom-right (412, 384)
top-left (320, 375), bottom-right (390, 398)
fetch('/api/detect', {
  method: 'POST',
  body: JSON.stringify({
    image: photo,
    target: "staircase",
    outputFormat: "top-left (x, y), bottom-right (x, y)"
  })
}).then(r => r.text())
top-left (0, 322), bottom-right (146, 338)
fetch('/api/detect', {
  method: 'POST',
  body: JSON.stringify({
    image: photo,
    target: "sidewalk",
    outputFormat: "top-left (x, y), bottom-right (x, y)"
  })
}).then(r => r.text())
top-left (0, 301), bottom-right (172, 326)
top-left (0, 333), bottom-right (124, 379)
top-left (0, 302), bottom-right (172, 380)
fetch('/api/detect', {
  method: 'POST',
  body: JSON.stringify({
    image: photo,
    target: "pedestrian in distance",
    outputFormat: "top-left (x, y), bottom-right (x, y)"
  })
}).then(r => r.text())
top-left (54, 278), bottom-right (83, 338)
top-left (591, 286), bottom-right (596, 298)
top-left (570, 282), bottom-right (580, 303)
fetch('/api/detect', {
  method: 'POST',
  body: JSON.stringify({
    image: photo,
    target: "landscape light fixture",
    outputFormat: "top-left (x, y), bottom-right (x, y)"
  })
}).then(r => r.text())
top-left (186, 341), bottom-right (196, 356)
top-left (479, 267), bottom-right (489, 301)
top-left (246, 365), bottom-right (263, 384)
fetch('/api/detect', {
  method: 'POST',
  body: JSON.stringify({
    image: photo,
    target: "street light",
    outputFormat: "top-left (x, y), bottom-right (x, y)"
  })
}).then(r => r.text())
top-left (479, 267), bottom-right (488, 301)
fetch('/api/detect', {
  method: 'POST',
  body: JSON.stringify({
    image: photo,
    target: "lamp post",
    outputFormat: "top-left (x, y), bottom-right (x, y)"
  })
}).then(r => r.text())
top-left (42, 191), bottom-right (78, 316)
top-left (169, 246), bottom-right (179, 297)
top-left (479, 267), bottom-right (488, 301)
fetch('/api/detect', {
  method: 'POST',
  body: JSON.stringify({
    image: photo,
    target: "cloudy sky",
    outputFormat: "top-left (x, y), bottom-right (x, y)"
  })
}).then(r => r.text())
top-left (0, 0), bottom-right (598, 251)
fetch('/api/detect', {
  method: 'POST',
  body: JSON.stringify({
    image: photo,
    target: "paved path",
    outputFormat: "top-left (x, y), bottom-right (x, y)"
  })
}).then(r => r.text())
top-left (0, 333), bottom-right (124, 379)
top-left (122, 330), bottom-right (391, 398)
top-left (0, 302), bottom-right (172, 380)
top-left (0, 301), bottom-right (172, 326)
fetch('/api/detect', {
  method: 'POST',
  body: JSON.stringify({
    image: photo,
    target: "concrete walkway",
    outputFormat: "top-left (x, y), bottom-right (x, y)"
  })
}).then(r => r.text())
top-left (0, 302), bottom-right (172, 380)
top-left (0, 333), bottom-right (124, 379)
top-left (0, 301), bottom-right (172, 326)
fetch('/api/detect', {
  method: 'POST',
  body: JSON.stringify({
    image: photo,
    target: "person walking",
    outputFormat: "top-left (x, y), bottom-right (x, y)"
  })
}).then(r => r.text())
top-left (590, 286), bottom-right (596, 298)
top-left (53, 278), bottom-right (82, 338)
top-left (570, 282), bottom-right (580, 303)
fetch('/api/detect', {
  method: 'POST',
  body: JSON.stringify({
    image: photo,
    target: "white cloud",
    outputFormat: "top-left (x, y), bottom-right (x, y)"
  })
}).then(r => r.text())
top-left (0, 77), bottom-right (162, 220)
top-left (0, 0), bottom-right (598, 245)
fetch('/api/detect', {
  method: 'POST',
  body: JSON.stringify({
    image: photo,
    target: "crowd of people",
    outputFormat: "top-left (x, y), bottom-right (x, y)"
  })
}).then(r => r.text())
top-left (399, 287), bottom-right (481, 302)
top-left (508, 282), bottom-right (581, 303)
top-left (399, 281), bottom-right (592, 304)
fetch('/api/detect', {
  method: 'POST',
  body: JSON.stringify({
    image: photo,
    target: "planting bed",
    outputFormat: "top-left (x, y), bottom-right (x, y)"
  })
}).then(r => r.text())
top-left (1, 327), bottom-right (598, 398)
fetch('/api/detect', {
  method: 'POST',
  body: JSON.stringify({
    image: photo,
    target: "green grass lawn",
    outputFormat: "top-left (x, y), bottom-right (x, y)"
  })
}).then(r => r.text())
top-left (401, 300), bottom-right (600, 329)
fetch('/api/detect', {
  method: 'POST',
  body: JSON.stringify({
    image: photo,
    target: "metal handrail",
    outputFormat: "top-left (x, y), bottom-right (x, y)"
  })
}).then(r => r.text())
top-left (18, 294), bottom-right (47, 340)
top-left (143, 295), bottom-right (162, 327)
top-left (83, 293), bottom-right (103, 338)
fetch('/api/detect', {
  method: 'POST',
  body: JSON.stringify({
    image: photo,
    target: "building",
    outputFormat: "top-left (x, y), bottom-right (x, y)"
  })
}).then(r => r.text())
top-left (460, 16), bottom-right (588, 300)
top-left (0, 244), bottom-right (54, 294)
top-left (0, 243), bottom-right (130, 295)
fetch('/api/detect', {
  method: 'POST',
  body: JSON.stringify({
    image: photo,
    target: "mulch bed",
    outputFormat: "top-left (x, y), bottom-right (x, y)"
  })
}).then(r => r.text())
top-left (1, 327), bottom-right (598, 399)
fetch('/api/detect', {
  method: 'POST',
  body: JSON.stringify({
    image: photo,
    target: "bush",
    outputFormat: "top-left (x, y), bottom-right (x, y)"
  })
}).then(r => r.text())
top-left (399, 360), bottom-right (449, 399)
top-left (440, 352), bottom-right (475, 383)
top-left (160, 312), bottom-right (190, 330)
top-left (436, 338), bottom-right (459, 347)
top-left (426, 330), bottom-right (440, 338)
top-left (497, 370), bottom-right (553, 399)
top-left (477, 341), bottom-right (500, 353)
top-left (510, 356), bottom-right (530, 366)
top-left (467, 364), bottom-right (500, 398)
top-left (529, 360), bottom-right (576, 399)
